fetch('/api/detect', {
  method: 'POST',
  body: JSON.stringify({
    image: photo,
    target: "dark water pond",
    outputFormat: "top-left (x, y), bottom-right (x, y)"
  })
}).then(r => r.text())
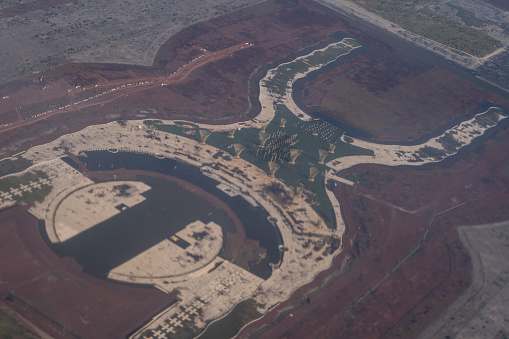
top-left (49, 151), bottom-right (282, 280)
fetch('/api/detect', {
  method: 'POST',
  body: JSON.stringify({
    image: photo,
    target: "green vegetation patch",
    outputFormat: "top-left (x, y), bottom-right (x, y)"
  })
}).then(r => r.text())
top-left (198, 299), bottom-right (263, 339)
top-left (147, 105), bottom-right (372, 229)
top-left (418, 146), bottom-right (446, 159)
top-left (0, 310), bottom-right (32, 338)
top-left (0, 157), bottom-right (33, 177)
top-left (141, 308), bottom-right (202, 339)
top-left (436, 132), bottom-right (462, 153)
top-left (0, 170), bottom-right (52, 205)
top-left (352, 0), bottom-right (502, 57)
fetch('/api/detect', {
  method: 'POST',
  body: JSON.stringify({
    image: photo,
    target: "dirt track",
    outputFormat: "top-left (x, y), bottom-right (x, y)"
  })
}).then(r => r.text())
top-left (0, 0), bottom-right (366, 157)
top-left (0, 43), bottom-right (251, 134)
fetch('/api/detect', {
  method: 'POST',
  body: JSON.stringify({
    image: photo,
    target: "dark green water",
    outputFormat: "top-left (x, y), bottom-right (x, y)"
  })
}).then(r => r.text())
top-left (50, 152), bottom-right (282, 280)
top-left (51, 175), bottom-right (234, 278)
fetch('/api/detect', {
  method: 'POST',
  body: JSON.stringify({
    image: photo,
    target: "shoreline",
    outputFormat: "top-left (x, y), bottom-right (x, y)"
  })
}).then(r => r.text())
top-left (1, 36), bottom-right (508, 339)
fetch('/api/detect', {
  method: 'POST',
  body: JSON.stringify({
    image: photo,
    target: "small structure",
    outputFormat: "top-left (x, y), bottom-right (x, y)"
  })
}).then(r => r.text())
top-left (295, 186), bottom-right (304, 197)
top-left (288, 149), bottom-right (303, 164)
top-left (315, 218), bottom-right (325, 229)
top-left (199, 130), bottom-right (211, 145)
top-left (308, 166), bottom-right (319, 182)
top-left (231, 144), bottom-right (246, 158)
top-left (318, 149), bottom-right (328, 164)
top-left (228, 128), bottom-right (236, 139)
top-left (279, 118), bottom-right (287, 128)
top-left (259, 131), bottom-right (270, 148)
top-left (328, 143), bottom-right (336, 154)
top-left (147, 125), bottom-right (156, 136)
top-left (268, 161), bottom-right (280, 177)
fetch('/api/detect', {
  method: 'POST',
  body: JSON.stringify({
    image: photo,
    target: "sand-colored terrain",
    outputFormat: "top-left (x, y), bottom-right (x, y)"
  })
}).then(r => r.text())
top-left (109, 221), bottom-right (224, 283)
top-left (420, 220), bottom-right (509, 339)
top-left (53, 181), bottom-right (150, 242)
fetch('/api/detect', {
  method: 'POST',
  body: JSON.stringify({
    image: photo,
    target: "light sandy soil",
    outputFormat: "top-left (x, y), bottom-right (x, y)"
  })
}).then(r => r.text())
top-left (109, 221), bottom-right (223, 283)
top-left (419, 220), bottom-right (509, 339)
top-left (53, 180), bottom-right (150, 242)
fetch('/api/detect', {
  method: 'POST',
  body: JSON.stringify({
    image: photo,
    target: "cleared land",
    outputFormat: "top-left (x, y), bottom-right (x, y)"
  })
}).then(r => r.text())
top-left (420, 220), bottom-right (509, 339)
top-left (0, 0), bottom-right (508, 338)
top-left (238, 114), bottom-right (509, 339)
top-left (53, 181), bottom-right (151, 242)
top-left (0, 0), bottom-right (367, 157)
top-left (300, 53), bottom-right (509, 141)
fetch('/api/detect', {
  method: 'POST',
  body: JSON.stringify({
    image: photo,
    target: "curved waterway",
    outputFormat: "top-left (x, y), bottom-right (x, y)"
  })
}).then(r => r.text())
top-left (49, 151), bottom-right (282, 280)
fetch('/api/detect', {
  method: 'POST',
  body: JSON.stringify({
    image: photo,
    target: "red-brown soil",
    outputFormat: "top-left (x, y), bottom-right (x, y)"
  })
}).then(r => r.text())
top-left (2, 0), bottom-right (509, 337)
top-left (300, 53), bottom-right (509, 142)
top-left (238, 122), bottom-right (509, 338)
top-left (0, 0), bottom-right (398, 157)
top-left (0, 205), bottom-right (177, 339)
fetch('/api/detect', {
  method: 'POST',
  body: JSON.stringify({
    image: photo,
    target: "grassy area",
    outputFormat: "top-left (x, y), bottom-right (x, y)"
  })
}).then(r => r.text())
top-left (0, 157), bottom-right (33, 177)
top-left (147, 105), bottom-right (372, 229)
top-left (352, 0), bottom-right (502, 57)
top-left (197, 299), bottom-right (263, 339)
top-left (0, 310), bottom-right (32, 339)
top-left (141, 308), bottom-right (201, 339)
top-left (474, 107), bottom-right (506, 128)
top-left (0, 171), bottom-right (52, 205)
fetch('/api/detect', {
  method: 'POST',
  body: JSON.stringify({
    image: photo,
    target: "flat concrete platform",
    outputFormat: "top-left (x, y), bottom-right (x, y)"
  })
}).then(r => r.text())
top-left (54, 181), bottom-right (150, 242)
top-left (109, 220), bottom-right (222, 280)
